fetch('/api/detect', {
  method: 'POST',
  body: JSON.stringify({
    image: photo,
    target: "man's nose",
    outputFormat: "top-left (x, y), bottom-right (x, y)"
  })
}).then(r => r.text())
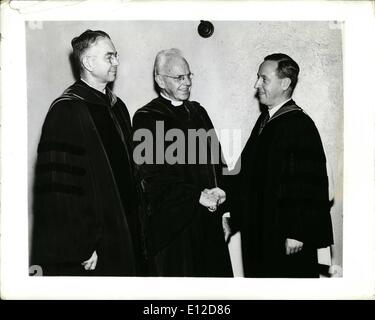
top-left (254, 78), bottom-right (261, 89)
top-left (182, 74), bottom-right (192, 86)
top-left (112, 56), bottom-right (120, 66)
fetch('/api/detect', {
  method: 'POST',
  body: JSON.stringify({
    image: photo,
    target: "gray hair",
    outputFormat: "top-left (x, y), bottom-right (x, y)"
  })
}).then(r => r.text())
top-left (153, 48), bottom-right (184, 76)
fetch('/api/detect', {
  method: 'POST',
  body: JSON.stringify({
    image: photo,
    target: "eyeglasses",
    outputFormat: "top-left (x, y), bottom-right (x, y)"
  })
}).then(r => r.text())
top-left (158, 73), bottom-right (194, 83)
top-left (105, 53), bottom-right (119, 64)
top-left (86, 53), bottom-right (119, 64)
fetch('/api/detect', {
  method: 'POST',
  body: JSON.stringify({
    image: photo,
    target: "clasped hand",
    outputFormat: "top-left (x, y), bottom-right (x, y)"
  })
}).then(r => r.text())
top-left (81, 250), bottom-right (98, 271)
top-left (285, 238), bottom-right (303, 255)
top-left (199, 187), bottom-right (226, 212)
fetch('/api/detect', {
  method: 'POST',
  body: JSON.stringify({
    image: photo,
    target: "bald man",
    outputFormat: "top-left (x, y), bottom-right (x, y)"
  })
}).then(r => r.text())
top-left (132, 49), bottom-right (233, 277)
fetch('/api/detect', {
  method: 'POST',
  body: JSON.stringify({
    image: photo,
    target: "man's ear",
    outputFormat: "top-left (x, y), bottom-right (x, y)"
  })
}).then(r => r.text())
top-left (155, 74), bottom-right (166, 89)
top-left (82, 55), bottom-right (93, 72)
top-left (281, 77), bottom-right (292, 91)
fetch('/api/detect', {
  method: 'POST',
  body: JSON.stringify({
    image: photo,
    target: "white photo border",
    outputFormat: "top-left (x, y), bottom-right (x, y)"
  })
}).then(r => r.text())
top-left (1, 0), bottom-right (374, 300)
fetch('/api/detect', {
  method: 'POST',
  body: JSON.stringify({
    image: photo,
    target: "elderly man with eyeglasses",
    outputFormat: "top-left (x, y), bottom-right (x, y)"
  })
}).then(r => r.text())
top-left (132, 48), bottom-right (233, 277)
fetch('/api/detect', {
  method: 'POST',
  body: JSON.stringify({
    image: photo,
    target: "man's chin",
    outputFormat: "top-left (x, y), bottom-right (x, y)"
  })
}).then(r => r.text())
top-left (179, 94), bottom-right (190, 101)
top-left (258, 97), bottom-right (267, 105)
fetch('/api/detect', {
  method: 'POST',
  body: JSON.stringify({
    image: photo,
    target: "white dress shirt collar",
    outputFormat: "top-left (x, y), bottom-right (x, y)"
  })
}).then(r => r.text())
top-left (161, 92), bottom-right (183, 106)
top-left (268, 98), bottom-right (292, 118)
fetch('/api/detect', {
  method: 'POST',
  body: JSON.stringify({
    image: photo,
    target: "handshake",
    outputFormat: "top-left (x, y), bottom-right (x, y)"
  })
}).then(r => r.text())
top-left (199, 187), bottom-right (226, 212)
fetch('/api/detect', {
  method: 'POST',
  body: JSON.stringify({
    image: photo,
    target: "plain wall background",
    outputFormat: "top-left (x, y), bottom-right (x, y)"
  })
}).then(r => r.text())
top-left (26, 20), bottom-right (343, 272)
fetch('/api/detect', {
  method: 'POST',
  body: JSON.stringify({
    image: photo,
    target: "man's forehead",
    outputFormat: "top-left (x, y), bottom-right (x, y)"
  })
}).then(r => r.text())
top-left (88, 37), bottom-right (116, 53)
top-left (165, 56), bottom-right (190, 72)
top-left (259, 60), bottom-right (278, 74)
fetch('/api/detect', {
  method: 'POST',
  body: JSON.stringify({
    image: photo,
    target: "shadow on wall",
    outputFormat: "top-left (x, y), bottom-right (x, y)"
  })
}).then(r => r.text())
top-left (69, 52), bottom-right (80, 81)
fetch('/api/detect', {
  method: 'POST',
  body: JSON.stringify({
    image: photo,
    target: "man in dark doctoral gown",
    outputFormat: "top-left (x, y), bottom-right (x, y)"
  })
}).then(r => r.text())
top-left (31, 30), bottom-right (145, 276)
top-left (229, 53), bottom-right (334, 277)
top-left (132, 49), bottom-right (233, 277)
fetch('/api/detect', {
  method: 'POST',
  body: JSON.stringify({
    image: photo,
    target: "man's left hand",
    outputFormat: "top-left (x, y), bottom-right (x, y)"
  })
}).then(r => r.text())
top-left (285, 238), bottom-right (303, 255)
top-left (81, 250), bottom-right (98, 271)
top-left (222, 213), bottom-right (232, 243)
top-left (204, 187), bottom-right (226, 205)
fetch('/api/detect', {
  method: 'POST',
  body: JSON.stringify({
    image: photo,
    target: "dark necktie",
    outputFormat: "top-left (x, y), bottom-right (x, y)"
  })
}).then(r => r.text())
top-left (258, 110), bottom-right (270, 135)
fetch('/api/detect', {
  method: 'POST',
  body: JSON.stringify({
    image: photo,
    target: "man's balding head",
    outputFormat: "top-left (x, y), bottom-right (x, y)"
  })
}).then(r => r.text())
top-left (154, 48), bottom-right (192, 101)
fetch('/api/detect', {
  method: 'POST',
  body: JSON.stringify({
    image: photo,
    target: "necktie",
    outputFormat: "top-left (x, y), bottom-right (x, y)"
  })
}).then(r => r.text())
top-left (258, 110), bottom-right (270, 135)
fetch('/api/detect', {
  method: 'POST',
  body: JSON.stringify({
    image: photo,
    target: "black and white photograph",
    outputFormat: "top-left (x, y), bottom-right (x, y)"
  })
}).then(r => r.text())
top-left (1, 0), bottom-right (374, 300)
top-left (26, 20), bottom-right (343, 279)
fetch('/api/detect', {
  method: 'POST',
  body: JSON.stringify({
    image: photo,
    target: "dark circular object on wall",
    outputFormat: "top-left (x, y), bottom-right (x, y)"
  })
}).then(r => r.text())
top-left (198, 20), bottom-right (214, 38)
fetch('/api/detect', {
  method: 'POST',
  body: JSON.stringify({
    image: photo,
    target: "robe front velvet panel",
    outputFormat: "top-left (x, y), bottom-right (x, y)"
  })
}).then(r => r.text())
top-left (237, 105), bottom-right (333, 277)
top-left (133, 97), bottom-right (232, 277)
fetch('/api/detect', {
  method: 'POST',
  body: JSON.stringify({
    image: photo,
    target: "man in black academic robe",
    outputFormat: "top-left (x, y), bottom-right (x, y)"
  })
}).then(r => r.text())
top-left (132, 49), bottom-right (233, 277)
top-left (229, 53), bottom-right (334, 277)
top-left (31, 30), bottom-right (145, 276)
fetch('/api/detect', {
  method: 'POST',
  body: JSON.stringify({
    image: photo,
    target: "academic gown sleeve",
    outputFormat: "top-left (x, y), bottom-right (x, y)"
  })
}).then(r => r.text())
top-left (278, 113), bottom-right (334, 248)
top-left (31, 100), bottom-right (102, 269)
top-left (220, 167), bottom-right (242, 234)
top-left (193, 104), bottom-right (232, 215)
top-left (132, 110), bottom-right (202, 255)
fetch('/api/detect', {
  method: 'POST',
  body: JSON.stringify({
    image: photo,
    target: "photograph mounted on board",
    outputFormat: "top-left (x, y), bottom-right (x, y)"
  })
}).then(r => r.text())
top-left (26, 20), bottom-right (343, 278)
